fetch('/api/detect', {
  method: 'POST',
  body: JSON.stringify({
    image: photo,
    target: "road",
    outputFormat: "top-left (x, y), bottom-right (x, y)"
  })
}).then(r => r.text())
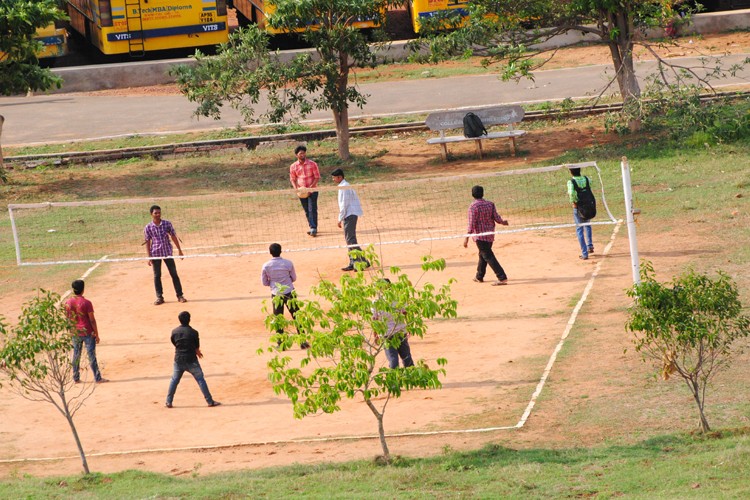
top-left (1, 53), bottom-right (749, 146)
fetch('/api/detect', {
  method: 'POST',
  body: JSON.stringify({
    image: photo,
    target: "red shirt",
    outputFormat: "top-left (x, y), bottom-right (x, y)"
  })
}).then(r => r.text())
top-left (65, 295), bottom-right (95, 336)
top-left (289, 159), bottom-right (320, 189)
top-left (467, 199), bottom-right (504, 242)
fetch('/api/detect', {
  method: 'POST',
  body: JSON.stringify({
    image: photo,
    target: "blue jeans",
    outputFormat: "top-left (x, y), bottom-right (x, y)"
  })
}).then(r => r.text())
top-left (385, 336), bottom-right (415, 369)
top-left (72, 335), bottom-right (102, 382)
top-left (166, 359), bottom-right (215, 405)
top-left (573, 209), bottom-right (594, 258)
top-left (299, 191), bottom-right (319, 231)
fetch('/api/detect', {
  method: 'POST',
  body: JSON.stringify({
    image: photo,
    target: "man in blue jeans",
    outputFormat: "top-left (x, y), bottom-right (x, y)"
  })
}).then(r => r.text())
top-left (64, 279), bottom-right (108, 383)
top-left (567, 167), bottom-right (595, 260)
top-left (165, 311), bottom-right (220, 408)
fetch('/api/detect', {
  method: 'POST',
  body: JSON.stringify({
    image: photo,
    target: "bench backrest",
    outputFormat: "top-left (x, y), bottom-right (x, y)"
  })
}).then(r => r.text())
top-left (425, 105), bottom-right (525, 131)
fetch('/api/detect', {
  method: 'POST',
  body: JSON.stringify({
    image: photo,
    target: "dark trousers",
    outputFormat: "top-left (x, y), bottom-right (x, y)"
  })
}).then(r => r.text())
top-left (299, 191), bottom-right (319, 230)
top-left (385, 337), bottom-right (415, 369)
top-left (475, 240), bottom-right (507, 281)
top-left (152, 258), bottom-right (183, 299)
top-left (272, 292), bottom-right (299, 334)
top-left (343, 215), bottom-right (364, 265)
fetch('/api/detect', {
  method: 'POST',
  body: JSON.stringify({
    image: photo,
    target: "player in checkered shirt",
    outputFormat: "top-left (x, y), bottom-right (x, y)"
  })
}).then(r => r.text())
top-left (462, 185), bottom-right (510, 286)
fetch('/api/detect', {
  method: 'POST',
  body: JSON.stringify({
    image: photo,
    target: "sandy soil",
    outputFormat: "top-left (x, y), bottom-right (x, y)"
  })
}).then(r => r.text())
top-left (0, 31), bottom-right (746, 479)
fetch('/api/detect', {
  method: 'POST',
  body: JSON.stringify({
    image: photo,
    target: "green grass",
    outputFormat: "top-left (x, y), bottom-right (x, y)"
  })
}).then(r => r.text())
top-left (1, 431), bottom-right (749, 498)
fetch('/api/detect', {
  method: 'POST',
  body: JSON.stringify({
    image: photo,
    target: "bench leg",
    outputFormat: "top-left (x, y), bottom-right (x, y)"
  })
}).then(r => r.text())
top-left (440, 143), bottom-right (448, 161)
top-left (509, 136), bottom-right (517, 156)
top-left (475, 140), bottom-right (483, 159)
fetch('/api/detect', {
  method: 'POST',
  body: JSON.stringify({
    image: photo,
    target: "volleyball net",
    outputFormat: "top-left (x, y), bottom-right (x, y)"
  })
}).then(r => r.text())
top-left (7, 161), bottom-right (619, 266)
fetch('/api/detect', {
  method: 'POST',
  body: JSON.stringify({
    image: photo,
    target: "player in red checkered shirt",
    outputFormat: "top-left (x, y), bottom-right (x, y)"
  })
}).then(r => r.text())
top-left (463, 185), bottom-right (509, 286)
top-left (289, 145), bottom-right (321, 237)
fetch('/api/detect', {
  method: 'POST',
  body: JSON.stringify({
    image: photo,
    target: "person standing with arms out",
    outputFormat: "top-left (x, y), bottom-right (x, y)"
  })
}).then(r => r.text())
top-left (144, 205), bottom-right (187, 305)
top-left (331, 168), bottom-right (368, 271)
top-left (567, 167), bottom-right (595, 260)
top-left (261, 243), bottom-right (309, 350)
top-left (165, 311), bottom-right (221, 408)
top-left (463, 185), bottom-right (510, 286)
top-left (289, 145), bottom-right (321, 237)
top-left (64, 280), bottom-right (108, 383)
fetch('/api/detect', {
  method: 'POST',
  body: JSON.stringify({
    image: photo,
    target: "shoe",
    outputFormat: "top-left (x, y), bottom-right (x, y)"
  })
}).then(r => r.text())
top-left (341, 265), bottom-right (355, 271)
top-left (491, 279), bottom-right (508, 286)
top-left (178, 296), bottom-right (187, 303)
top-left (310, 229), bottom-right (317, 237)
top-left (300, 342), bottom-right (310, 349)
top-left (473, 277), bottom-right (484, 283)
top-left (579, 255), bottom-right (588, 260)
top-left (96, 378), bottom-right (109, 383)
top-left (588, 246), bottom-right (595, 254)
top-left (207, 401), bottom-right (221, 407)
top-left (154, 297), bottom-right (165, 305)
top-left (165, 403), bottom-right (173, 408)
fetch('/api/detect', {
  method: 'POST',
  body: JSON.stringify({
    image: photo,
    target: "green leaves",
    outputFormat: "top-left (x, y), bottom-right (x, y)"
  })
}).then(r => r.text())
top-left (626, 262), bottom-right (750, 431)
top-left (0, 0), bottom-right (65, 95)
top-left (260, 247), bottom-right (457, 458)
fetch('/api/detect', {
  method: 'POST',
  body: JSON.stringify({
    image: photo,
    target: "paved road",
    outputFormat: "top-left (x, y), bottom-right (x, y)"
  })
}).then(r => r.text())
top-left (1, 53), bottom-right (749, 146)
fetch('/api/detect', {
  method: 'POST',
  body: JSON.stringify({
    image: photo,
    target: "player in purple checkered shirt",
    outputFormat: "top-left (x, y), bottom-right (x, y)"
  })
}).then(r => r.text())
top-left (144, 205), bottom-right (187, 305)
top-left (463, 185), bottom-right (509, 286)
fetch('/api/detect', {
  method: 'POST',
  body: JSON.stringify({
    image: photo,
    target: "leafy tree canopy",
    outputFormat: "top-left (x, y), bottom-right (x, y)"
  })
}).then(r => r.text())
top-left (260, 249), bottom-right (457, 461)
top-left (626, 262), bottom-right (750, 432)
top-left (0, 0), bottom-right (66, 96)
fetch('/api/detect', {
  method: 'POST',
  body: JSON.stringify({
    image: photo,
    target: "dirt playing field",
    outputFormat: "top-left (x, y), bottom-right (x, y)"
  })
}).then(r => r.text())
top-left (1, 31), bottom-right (749, 478)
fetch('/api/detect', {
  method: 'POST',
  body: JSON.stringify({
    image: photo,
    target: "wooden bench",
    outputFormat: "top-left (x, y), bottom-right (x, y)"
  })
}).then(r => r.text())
top-left (425, 105), bottom-right (526, 161)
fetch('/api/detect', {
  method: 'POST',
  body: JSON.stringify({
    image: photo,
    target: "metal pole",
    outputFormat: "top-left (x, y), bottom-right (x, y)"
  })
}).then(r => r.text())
top-left (620, 157), bottom-right (640, 284)
top-left (8, 205), bottom-right (22, 266)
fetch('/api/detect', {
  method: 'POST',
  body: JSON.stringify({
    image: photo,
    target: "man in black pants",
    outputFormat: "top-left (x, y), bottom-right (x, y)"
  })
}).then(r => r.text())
top-left (463, 185), bottom-right (510, 286)
top-left (144, 205), bottom-right (187, 305)
top-left (165, 311), bottom-right (220, 408)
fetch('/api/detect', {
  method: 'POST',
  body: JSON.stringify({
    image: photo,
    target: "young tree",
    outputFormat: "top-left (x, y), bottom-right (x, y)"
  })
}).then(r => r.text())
top-left (260, 250), bottom-right (457, 462)
top-left (172, 0), bottom-right (395, 160)
top-left (415, 0), bottom-right (732, 129)
top-left (0, 0), bottom-right (65, 96)
top-left (626, 263), bottom-right (750, 433)
top-left (0, 290), bottom-right (97, 474)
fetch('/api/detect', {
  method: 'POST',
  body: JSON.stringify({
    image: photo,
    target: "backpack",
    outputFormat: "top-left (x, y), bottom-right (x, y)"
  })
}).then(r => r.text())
top-left (463, 112), bottom-right (487, 138)
top-left (572, 176), bottom-right (597, 220)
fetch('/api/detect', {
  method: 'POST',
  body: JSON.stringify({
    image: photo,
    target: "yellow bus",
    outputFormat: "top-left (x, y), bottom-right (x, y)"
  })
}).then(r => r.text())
top-left (407, 0), bottom-right (469, 33)
top-left (64, 0), bottom-right (230, 56)
top-left (35, 23), bottom-right (69, 60)
top-left (230, 0), bottom-right (381, 34)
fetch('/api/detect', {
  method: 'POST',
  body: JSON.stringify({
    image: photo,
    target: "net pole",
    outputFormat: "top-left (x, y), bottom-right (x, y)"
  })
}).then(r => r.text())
top-left (620, 156), bottom-right (640, 285)
top-left (8, 205), bottom-right (22, 266)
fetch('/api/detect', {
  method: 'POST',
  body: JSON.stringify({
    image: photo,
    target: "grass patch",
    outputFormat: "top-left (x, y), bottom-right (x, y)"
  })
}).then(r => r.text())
top-left (1, 431), bottom-right (749, 497)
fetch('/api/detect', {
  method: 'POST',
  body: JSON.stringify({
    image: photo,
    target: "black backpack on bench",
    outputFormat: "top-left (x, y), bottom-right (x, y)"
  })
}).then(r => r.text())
top-left (463, 112), bottom-right (488, 138)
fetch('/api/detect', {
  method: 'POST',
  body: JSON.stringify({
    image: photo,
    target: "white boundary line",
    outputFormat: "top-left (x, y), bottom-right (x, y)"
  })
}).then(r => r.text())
top-left (0, 224), bottom-right (621, 464)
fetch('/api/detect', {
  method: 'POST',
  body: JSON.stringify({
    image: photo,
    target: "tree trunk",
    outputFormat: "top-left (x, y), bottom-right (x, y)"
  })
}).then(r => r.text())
top-left (61, 396), bottom-right (90, 474)
top-left (0, 114), bottom-right (5, 171)
top-left (365, 398), bottom-right (390, 462)
top-left (333, 107), bottom-right (351, 161)
top-left (604, 8), bottom-right (642, 130)
top-left (332, 52), bottom-right (351, 161)
top-left (689, 379), bottom-right (711, 433)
